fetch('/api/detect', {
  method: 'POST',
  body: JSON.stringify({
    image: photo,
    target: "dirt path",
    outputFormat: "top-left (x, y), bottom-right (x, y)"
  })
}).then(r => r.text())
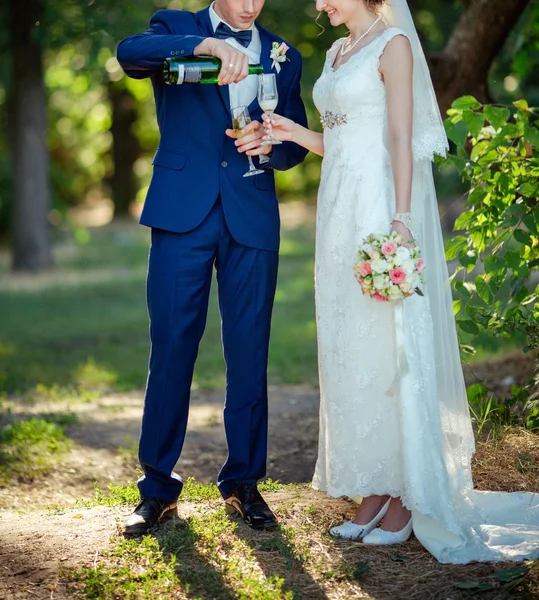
top-left (1, 362), bottom-right (538, 600)
top-left (0, 385), bottom-right (320, 510)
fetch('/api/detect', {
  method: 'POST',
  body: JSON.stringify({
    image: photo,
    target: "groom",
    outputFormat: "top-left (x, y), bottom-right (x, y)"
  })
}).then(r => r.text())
top-left (117, 0), bottom-right (308, 534)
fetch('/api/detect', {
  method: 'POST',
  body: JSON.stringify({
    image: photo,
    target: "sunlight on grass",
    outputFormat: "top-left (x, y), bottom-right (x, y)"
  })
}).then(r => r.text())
top-left (84, 478), bottom-right (287, 508)
top-left (0, 222), bottom-right (319, 397)
top-left (75, 358), bottom-right (118, 389)
top-left (0, 417), bottom-right (71, 486)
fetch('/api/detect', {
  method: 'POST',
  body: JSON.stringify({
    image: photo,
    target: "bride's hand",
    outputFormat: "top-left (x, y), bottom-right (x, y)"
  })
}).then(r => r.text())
top-left (262, 113), bottom-right (296, 142)
top-left (391, 219), bottom-right (414, 245)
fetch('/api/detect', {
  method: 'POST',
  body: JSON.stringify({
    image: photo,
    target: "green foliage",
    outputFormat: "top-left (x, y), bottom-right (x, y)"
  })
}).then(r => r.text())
top-left (0, 417), bottom-right (71, 485)
top-left (446, 97), bottom-right (539, 429)
top-left (467, 382), bottom-right (538, 434)
top-left (446, 98), bottom-right (539, 352)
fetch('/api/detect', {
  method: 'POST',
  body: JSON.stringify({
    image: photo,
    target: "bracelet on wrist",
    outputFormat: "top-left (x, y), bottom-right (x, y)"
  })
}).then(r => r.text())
top-left (392, 212), bottom-right (416, 239)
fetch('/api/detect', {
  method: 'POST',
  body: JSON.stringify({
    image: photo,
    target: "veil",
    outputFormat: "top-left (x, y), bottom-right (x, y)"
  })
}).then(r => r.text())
top-left (379, 0), bottom-right (448, 161)
top-left (381, 0), bottom-right (476, 492)
top-left (371, 0), bottom-right (539, 563)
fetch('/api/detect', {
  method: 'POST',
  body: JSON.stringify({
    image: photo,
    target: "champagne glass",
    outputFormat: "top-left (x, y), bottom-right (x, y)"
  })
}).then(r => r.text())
top-left (230, 106), bottom-right (264, 177)
top-left (258, 73), bottom-right (281, 146)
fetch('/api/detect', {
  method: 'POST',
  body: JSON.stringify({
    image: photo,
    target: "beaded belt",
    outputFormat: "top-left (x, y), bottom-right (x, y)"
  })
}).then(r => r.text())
top-left (320, 110), bottom-right (348, 129)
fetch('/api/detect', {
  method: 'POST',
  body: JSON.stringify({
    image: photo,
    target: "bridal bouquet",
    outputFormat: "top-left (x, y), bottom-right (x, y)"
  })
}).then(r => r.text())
top-left (353, 232), bottom-right (425, 302)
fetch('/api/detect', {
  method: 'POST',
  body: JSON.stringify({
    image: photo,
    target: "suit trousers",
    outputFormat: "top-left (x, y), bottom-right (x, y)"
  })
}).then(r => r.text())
top-left (137, 198), bottom-right (279, 501)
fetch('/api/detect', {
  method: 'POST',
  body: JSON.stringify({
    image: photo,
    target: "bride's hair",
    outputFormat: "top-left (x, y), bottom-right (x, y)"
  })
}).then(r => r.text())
top-left (365, 0), bottom-right (387, 10)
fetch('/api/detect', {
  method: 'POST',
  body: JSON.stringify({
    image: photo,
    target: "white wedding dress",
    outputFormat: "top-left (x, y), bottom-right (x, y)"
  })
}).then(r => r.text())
top-left (311, 27), bottom-right (539, 564)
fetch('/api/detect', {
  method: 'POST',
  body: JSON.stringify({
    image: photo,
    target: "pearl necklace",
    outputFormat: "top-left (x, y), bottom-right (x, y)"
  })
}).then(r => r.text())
top-left (340, 16), bottom-right (382, 56)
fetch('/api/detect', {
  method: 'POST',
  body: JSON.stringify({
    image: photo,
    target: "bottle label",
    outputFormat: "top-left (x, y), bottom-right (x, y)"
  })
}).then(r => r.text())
top-left (184, 66), bottom-right (202, 84)
top-left (175, 64), bottom-right (185, 85)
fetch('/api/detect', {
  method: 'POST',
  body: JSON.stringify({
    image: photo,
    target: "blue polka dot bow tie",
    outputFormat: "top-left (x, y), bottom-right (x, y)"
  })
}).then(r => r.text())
top-left (214, 22), bottom-right (253, 48)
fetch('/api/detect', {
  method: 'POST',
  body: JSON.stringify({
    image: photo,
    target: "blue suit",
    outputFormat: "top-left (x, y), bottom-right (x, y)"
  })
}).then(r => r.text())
top-left (117, 7), bottom-right (308, 501)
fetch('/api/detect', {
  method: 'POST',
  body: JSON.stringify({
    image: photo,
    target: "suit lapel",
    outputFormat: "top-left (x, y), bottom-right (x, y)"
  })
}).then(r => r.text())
top-left (258, 26), bottom-right (275, 79)
top-left (195, 7), bottom-right (231, 115)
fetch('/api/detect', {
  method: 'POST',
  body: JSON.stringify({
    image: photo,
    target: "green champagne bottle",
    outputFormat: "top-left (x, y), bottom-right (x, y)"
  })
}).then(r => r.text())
top-left (163, 56), bottom-right (263, 85)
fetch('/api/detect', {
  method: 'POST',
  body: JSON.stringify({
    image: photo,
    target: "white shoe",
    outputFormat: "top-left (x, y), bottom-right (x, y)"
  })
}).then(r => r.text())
top-left (361, 518), bottom-right (413, 545)
top-left (329, 498), bottom-right (391, 540)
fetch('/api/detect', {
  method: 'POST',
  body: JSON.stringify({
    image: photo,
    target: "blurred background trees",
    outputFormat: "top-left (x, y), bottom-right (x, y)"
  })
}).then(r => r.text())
top-left (0, 0), bottom-right (537, 271)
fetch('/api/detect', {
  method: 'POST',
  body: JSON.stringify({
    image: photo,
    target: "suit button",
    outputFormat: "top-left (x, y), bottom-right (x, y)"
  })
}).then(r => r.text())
top-left (170, 50), bottom-right (175, 56)
top-left (221, 161), bottom-right (228, 168)
top-left (180, 50), bottom-right (185, 55)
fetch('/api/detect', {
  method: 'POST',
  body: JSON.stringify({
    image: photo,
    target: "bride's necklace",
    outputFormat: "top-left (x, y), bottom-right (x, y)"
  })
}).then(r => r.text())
top-left (340, 16), bottom-right (382, 56)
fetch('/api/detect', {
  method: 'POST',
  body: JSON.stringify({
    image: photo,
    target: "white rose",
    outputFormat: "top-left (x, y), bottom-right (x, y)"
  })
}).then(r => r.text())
top-left (371, 258), bottom-right (388, 274)
top-left (373, 275), bottom-right (387, 290)
top-left (392, 255), bottom-right (403, 267)
top-left (402, 258), bottom-right (415, 274)
top-left (362, 243), bottom-right (373, 254)
top-left (388, 284), bottom-right (402, 300)
top-left (396, 246), bottom-right (411, 260)
top-left (407, 272), bottom-right (420, 288)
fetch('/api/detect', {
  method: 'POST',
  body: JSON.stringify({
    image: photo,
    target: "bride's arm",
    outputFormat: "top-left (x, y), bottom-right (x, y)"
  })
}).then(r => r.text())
top-left (379, 35), bottom-right (414, 238)
top-left (263, 115), bottom-right (325, 157)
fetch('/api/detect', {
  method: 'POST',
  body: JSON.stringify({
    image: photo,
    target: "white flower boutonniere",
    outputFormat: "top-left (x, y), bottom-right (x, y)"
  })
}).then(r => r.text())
top-left (270, 41), bottom-right (290, 73)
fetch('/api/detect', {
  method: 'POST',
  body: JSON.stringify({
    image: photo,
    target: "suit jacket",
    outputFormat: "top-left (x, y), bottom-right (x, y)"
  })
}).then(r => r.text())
top-left (117, 7), bottom-right (309, 251)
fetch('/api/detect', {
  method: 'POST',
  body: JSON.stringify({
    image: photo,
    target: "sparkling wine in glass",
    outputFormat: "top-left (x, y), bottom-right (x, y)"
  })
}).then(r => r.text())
top-left (258, 73), bottom-right (281, 146)
top-left (231, 106), bottom-right (264, 177)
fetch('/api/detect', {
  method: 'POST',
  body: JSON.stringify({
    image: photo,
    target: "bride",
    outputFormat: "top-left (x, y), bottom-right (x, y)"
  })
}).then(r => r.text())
top-left (263, 0), bottom-right (539, 563)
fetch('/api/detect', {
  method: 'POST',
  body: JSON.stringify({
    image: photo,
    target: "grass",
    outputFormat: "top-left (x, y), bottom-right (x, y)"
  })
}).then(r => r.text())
top-left (81, 477), bottom-right (288, 508)
top-left (0, 415), bottom-right (72, 485)
top-left (64, 479), bottom-right (539, 600)
top-left (0, 221), bottom-right (317, 399)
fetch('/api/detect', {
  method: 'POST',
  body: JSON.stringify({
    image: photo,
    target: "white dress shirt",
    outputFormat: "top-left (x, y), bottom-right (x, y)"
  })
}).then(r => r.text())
top-left (209, 2), bottom-right (261, 110)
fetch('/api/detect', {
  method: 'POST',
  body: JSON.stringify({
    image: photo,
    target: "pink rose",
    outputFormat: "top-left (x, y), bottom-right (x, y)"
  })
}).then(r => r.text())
top-left (416, 258), bottom-right (425, 273)
top-left (279, 42), bottom-right (290, 55)
top-left (372, 291), bottom-right (388, 302)
top-left (357, 261), bottom-right (373, 277)
top-left (381, 240), bottom-right (398, 256)
top-left (368, 251), bottom-right (380, 260)
top-left (389, 267), bottom-right (406, 284)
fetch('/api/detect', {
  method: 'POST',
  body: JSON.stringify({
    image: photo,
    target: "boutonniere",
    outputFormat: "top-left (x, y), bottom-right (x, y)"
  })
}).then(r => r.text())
top-left (270, 42), bottom-right (290, 73)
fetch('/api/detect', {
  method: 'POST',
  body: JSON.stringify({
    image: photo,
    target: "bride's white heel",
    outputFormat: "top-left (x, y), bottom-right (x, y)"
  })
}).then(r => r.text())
top-left (329, 498), bottom-right (391, 540)
top-left (361, 517), bottom-right (413, 545)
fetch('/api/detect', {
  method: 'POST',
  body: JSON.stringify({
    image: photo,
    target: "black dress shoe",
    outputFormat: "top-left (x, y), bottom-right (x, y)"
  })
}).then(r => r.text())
top-left (124, 497), bottom-right (177, 535)
top-left (225, 483), bottom-right (277, 529)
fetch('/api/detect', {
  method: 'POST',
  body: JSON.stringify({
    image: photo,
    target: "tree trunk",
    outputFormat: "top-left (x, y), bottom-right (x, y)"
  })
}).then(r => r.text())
top-left (431, 0), bottom-right (531, 115)
top-left (10, 0), bottom-right (53, 271)
top-left (107, 81), bottom-right (140, 216)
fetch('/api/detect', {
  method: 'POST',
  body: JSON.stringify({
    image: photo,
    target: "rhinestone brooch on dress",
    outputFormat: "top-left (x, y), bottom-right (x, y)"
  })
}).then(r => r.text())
top-left (320, 110), bottom-right (348, 129)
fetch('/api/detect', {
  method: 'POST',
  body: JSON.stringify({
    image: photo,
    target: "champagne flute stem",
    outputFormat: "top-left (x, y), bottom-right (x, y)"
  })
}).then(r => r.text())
top-left (265, 111), bottom-right (274, 141)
